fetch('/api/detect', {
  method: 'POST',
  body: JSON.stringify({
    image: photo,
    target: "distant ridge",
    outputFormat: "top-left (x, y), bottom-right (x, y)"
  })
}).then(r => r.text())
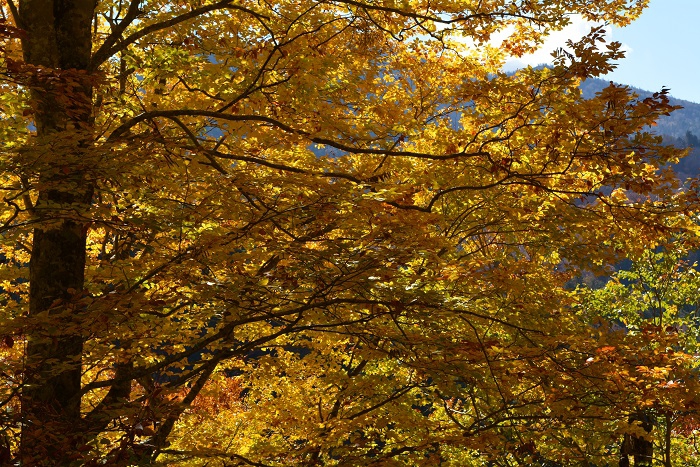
top-left (580, 77), bottom-right (700, 140)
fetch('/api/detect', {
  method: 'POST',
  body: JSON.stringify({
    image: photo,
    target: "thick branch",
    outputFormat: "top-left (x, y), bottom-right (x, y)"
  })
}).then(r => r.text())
top-left (109, 109), bottom-right (490, 161)
top-left (91, 1), bottom-right (270, 69)
top-left (89, 0), bottom-right (141, 70)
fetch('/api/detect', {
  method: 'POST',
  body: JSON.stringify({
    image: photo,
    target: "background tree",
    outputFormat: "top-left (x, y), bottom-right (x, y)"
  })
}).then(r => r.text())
top-left (0, 0), bottom-right (698, 464)
top-left (578, 242), bottom-right (700, 467)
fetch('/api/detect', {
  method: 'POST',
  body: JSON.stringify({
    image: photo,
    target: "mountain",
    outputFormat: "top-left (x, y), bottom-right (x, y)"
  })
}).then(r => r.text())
top-left (580, 77), bottom-right (700, 139)
top-left (580, 77), bottom-right (700, 180)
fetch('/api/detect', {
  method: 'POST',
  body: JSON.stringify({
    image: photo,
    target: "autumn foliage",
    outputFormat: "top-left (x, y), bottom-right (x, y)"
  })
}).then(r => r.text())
top-left (1, 0), bottom-right (700, 465)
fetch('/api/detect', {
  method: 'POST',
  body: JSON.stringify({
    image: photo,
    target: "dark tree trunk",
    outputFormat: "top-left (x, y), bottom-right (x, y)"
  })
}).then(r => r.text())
top-left (663, 411), bottom-right (672, 467)
top-left (18, 0), bottom-right (95, 463)
top-left (619, 412), bottom-right (654, 467)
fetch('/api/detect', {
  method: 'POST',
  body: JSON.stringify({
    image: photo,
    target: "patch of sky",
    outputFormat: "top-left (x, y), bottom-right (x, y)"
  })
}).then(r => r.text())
top-left (203, 119), bottom-right (224, 139)
top-left (309, 143), bottom-right (347, 159)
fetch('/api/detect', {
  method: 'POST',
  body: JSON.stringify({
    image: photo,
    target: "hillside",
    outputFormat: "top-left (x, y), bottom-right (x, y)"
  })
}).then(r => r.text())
top-left (580, 77), bottom-right (700, 139)
top-left (580, 77), bottom-right (700, 179)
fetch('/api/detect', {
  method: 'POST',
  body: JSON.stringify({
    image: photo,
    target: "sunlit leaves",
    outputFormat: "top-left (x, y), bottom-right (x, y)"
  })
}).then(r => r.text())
top-left (0, 0), bottom-right (695, 464)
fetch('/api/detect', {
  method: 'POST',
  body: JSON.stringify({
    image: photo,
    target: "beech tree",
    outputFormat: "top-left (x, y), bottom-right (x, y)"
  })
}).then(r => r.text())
top-left (0, 0), bottom-right (698, 464)
top-left (579, 242), bottom-right (700, 467)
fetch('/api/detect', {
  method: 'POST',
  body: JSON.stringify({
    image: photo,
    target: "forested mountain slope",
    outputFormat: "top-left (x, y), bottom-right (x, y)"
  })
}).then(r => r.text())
top-left (581, 77), bottom-right (700, 179)
top-left (581, 77), bottom-right (700, 139)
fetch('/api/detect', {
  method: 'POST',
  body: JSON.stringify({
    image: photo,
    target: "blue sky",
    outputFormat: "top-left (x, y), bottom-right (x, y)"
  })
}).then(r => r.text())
top-left (605, 0), bottom-right (700, 103)
top-left (504, 0), bottom-right (700, 103)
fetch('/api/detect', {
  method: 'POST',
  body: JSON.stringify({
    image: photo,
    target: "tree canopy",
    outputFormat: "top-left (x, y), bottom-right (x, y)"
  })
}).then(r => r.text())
top-left (1, 0), bottom-right (699, 464)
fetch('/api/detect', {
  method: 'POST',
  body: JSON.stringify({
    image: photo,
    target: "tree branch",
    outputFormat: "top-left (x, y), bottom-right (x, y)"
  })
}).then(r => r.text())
top-left (90, 0), bottom-right (141, 70)
top-left (108, 109), bottom-right (490, 161)
top-left (91, 1), bottom-right (268, 69)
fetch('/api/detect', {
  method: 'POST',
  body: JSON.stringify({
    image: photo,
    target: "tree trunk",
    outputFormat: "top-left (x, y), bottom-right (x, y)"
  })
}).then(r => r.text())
top-left (619, 412), bottom-right (654, 467)
top-left (18, 0), bottom-right (95, 463)
top-left (664, 411), bottom-right (672, 467)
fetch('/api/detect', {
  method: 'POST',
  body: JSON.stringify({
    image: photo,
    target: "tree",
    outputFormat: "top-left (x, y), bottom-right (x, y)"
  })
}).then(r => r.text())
top-left (578, 242), bottom-right (700, 467)
top-left (0, 0), bottom-right (697, 464)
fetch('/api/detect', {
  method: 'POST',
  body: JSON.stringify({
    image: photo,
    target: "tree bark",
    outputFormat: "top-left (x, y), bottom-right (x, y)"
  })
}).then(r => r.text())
top-left (19, 0), bottom-right (95, 463)
top-left (664, 411), bottom-right (672, 467)
top-left (619, 412), bottom-right (653, 467)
